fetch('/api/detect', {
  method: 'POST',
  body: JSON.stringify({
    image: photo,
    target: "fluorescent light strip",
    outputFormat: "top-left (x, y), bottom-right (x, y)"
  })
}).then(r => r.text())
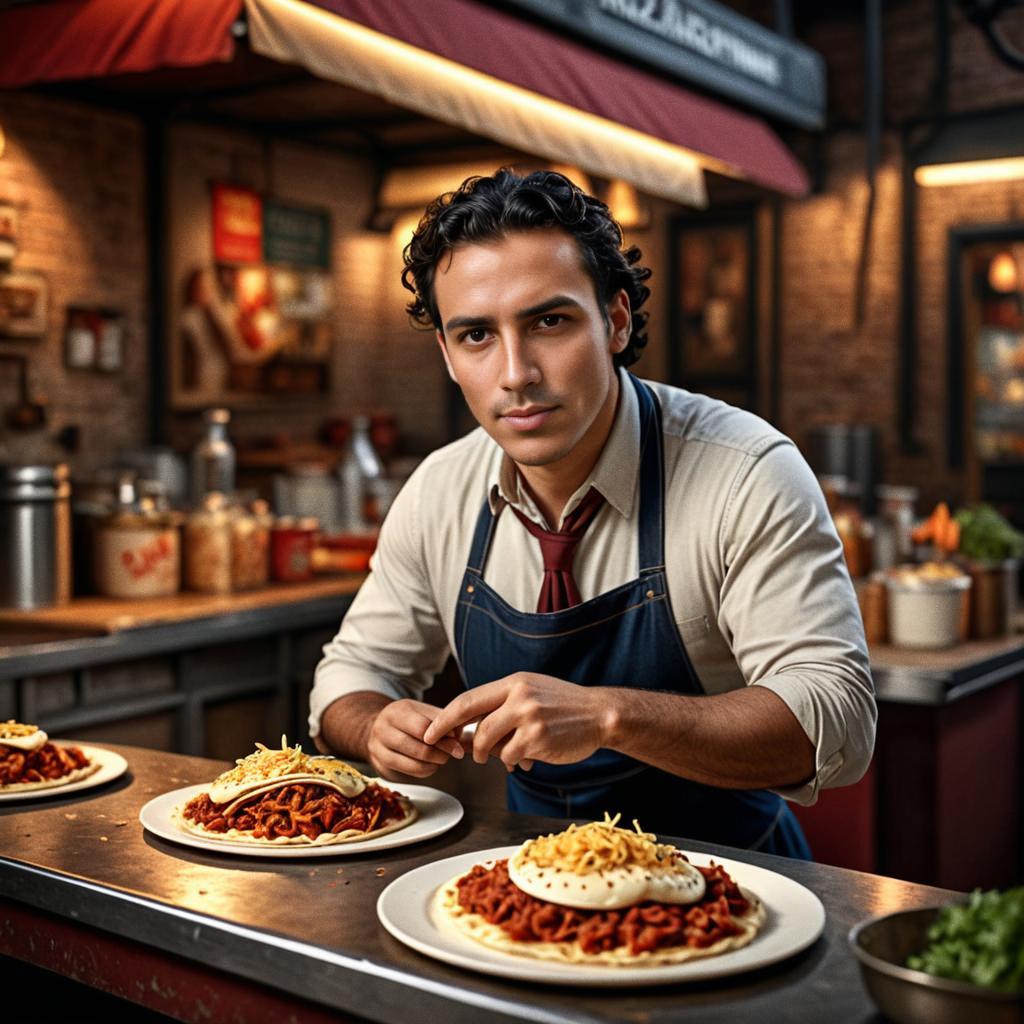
top-left (915, 157), bottom-right (1024, 187)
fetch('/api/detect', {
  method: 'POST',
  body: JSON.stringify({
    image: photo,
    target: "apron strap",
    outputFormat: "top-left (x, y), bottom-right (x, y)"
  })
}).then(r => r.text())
top-left (632, 375), bottom-right (666, 576)
top-left (465, 497), bottom-right (498, 576)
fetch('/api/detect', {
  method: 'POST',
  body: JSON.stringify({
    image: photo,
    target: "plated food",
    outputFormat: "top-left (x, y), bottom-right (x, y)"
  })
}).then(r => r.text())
top-left (0, 721), bottom-right (100, 793)
top-left (434, 815), bottom-right (766, 967)
top-left (174, 738), bottom-right (417, 846)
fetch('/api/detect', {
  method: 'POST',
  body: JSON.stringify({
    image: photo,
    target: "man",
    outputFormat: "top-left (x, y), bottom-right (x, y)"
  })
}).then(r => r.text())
top-left (310, 170), bottom-right (875, 858)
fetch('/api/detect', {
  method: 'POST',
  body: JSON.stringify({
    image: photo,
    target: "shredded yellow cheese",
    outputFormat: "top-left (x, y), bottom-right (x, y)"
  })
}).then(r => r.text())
top-left (213, 736), bottom-right (361, 789)
top-left (0, 720), bottom-right (40, 738)
top-left (515, 813), bottom-right (676, 875)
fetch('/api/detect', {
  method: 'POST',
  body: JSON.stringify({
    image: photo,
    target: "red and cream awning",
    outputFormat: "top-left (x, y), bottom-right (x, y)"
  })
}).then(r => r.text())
top-left (0, 0), bottom-right (809, 208)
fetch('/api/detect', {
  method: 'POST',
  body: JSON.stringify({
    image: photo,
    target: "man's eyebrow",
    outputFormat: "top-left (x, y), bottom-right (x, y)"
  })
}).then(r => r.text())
top-left (443, 295), bottom-right (583, 333)
top-left (444, 313), bottom-right (493, 333)
top-left (515, 295), bottom-right (584, 319)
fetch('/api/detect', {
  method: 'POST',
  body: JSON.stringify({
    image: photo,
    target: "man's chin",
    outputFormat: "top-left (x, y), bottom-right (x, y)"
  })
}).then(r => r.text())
top-left (494, 434), bottom-right (575, 468)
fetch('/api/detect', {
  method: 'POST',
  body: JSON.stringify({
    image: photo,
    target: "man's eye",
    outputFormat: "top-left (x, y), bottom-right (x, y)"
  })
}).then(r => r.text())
top-left (463, 328), bottom-right (489, 344)
top-left (537, 314), bottom-right (564, 328)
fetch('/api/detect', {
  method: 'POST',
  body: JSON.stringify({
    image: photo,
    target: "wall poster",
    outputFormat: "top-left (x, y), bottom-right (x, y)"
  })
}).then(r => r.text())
top-left (173, 184), bottom-right (334, 408)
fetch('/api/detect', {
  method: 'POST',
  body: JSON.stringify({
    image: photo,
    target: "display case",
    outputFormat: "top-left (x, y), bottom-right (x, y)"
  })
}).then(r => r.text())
top-left (948, 223), bottom-right (1024, 522)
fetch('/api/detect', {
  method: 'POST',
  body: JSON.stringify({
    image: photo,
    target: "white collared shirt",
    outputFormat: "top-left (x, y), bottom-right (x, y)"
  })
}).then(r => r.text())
top-left (310, 369), bottom-right (876, 805)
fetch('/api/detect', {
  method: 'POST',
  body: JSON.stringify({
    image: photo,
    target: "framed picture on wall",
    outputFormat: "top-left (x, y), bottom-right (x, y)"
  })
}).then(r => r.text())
top-left (0, 269), bottom-right (48, 339)
top-left (668, 209), bottom-right (757, 411)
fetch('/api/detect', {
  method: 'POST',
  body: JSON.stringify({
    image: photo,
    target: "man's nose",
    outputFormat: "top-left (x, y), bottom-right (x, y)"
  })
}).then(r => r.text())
top-left (500, 335), bottom-right (541, 391)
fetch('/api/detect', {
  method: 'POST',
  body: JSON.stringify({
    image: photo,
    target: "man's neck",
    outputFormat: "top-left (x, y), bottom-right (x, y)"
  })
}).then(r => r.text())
top-left (516, 372), bottom-right (620, 528)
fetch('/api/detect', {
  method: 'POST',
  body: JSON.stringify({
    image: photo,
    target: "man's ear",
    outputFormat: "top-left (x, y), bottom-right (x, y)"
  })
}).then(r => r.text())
top-left (436, 330), bottom-right (458, 383)
top-left (607, 289), bottom-right (632, 355)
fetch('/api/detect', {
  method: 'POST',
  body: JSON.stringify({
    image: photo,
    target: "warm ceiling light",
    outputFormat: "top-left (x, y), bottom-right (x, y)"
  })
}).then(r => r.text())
top-left (379, 160), bottom-right (526, 209)
top-left (605, 180), bottom-right (650, 230)
top-left (547, 164), bottom-right (592, 192)
top-left (915, 157), bottom-right (1024, 187)
top-left (391, 210), bottom-right (422, 253)
top-left (988, 252), bottom-right (1018, 292)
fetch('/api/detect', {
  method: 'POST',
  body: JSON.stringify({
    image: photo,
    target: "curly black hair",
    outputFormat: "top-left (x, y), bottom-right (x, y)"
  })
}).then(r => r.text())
top-left (401, 169), bottom-right (651, 368)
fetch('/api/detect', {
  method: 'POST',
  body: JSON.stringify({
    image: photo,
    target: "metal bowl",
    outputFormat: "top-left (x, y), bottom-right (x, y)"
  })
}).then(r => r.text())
top-left (849, 907), bottom-right (1024, 1024)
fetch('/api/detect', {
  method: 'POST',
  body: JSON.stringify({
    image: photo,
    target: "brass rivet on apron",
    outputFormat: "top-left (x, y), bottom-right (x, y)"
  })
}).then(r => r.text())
top-left (646, 589), bottom-right (655, 599)
top-left (467, 584), bottom-right (475, 593)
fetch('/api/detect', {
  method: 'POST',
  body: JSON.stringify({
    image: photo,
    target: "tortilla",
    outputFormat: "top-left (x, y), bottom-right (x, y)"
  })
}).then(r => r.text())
top-left (174, 785), bottom-right (417, 847)
top-left (434, 861), bottom-right (766, 967)
top-left (0, 759), bottom-right (101, 793)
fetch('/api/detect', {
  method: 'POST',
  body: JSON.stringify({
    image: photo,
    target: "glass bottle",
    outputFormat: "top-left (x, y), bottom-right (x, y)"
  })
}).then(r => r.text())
top-left (336, 415), bottom-right (383, 534)
top-left (190, 408), bottom-right (235, 506)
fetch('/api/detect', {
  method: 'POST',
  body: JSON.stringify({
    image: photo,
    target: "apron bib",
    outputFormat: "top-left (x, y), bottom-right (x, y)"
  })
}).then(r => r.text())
top-left (453, 374), bottom-right (811, 858)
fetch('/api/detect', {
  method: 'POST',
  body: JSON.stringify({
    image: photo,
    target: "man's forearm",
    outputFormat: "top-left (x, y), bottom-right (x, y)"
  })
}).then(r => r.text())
top-left (602, 686), bottom-right (815, 790)
top-left (314, 691), bottom-right (391, 759)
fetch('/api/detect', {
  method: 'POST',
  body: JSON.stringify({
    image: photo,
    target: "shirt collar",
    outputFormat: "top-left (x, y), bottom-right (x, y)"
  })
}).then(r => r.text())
top-left (486, 367), bottom-right (640, 527)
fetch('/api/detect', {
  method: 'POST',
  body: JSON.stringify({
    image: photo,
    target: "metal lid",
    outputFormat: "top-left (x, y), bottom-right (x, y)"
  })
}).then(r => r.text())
top-left (0, 463), bottom-right (70, 502)
top-left (0, 463), bottom-right (69, 485)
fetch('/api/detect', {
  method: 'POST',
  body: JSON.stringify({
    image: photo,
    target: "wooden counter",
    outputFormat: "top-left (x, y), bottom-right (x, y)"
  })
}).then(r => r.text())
top-left (0, 576), bottom-right (363, 635)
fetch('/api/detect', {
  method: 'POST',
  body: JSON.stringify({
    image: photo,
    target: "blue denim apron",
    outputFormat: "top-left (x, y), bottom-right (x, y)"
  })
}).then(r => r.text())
top-left (452, 374), bottom-right (811, 858)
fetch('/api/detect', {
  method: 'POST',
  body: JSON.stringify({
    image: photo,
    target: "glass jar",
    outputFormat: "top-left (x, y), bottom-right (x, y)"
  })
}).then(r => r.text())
top-left (184, 492), bottom-right (232, 594)
top-left (94, 490), bottom-right (182, 601)
top-left (231, 499), bottom-right (272, 591)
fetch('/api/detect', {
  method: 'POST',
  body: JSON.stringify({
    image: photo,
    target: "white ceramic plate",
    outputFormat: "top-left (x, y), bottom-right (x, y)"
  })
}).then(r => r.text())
top-left (377, 845), bottom-right (826, 987)
top-left (0, 745), bottom-right (128, 803)
top-left (139, 782), bottom-right (463, 858)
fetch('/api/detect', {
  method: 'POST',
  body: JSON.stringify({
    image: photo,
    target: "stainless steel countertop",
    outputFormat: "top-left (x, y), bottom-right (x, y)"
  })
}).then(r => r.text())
top-left (0, 743), bottom-right (960, 1023)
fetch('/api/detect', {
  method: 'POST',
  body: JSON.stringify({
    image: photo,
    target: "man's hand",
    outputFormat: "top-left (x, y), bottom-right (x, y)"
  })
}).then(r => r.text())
top-left (422, 673), bottom-right (614, 772)
top-left (368, 698), bottom-right (465, 781)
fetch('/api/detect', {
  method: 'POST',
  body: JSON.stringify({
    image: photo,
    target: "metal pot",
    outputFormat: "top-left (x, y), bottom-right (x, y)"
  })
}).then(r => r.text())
top-left (0, 463), bottom-right (71, 609)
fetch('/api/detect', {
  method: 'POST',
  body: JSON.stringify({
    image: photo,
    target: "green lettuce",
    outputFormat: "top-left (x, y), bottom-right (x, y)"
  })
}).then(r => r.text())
top-left (907, 887), bottom-right (1024, 992)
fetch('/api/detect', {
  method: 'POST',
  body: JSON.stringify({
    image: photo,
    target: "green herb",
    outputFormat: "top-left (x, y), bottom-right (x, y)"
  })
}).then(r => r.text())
top-left (906, 887), bottom-right (1024, 992)
top-left (954, 505), bottom-right (1024, 563)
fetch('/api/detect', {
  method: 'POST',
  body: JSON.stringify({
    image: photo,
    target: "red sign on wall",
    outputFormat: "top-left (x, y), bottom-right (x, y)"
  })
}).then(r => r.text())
top-left (212, 184), bottom-right (262, 263)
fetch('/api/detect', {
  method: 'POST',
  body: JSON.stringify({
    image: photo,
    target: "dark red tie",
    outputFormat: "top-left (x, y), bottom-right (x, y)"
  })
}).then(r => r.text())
top-left (511, 487), bottom-right (606, 612)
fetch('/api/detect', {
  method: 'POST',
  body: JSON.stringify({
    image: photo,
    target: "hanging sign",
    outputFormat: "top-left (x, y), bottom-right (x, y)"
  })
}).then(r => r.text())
top-left (501, 0), bottom-right (826, 130)
top-left (263, 200), bottom-right (331, 269)
top-left (212, 184), bottom-right (263, 264)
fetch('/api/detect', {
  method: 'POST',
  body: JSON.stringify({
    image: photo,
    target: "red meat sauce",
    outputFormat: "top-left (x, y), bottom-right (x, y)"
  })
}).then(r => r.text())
top-left (455, 859), bottom-right (752, 956)
top-left (0, 742), bottom-right (89, 786)
top-left (183, 781), bottom-right (407, 841)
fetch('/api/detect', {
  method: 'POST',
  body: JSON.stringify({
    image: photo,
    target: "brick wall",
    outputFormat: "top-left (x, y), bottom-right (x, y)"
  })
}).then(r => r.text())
top-left (777, 0), bottom-right (1024, 508)
top-left (0, 92), bottom-right (148, 475)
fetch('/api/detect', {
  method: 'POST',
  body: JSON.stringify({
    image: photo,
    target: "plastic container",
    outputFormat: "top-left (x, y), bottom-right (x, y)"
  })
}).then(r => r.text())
top-left (885, 564), bottom-right (971, 649)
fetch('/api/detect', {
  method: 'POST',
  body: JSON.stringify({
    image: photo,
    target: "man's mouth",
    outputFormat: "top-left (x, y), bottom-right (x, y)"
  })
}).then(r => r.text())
top-left (500, 406), bottom-right (557, 432)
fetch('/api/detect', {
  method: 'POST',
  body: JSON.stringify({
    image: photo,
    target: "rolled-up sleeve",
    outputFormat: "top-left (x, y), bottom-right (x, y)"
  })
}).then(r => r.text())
top-left (717, 440), bottom-right (876, 805)
top-left (308, 468), bottom-right (451, 738)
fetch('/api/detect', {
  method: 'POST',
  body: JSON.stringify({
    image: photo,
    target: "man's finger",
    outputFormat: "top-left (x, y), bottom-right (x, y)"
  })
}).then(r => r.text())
top-left (422, 682), bottom-right (511, 745)
top-left (378, 724), bottom-right (451, 765)
top-left (472, 708), bottom-right (521, 765)
top-left (374, 751), bottom-right (439, 780)
top-left (395, 703), bottom-right (464, 758)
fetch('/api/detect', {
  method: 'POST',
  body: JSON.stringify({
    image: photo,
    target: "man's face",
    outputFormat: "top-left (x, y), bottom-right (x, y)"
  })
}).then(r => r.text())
top-left (433, 228), bottom-right (630, 470)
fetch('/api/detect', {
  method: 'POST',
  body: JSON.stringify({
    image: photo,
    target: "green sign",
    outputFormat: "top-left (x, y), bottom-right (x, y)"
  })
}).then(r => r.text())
top-left (263, 201), bottom-right (331, 269)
